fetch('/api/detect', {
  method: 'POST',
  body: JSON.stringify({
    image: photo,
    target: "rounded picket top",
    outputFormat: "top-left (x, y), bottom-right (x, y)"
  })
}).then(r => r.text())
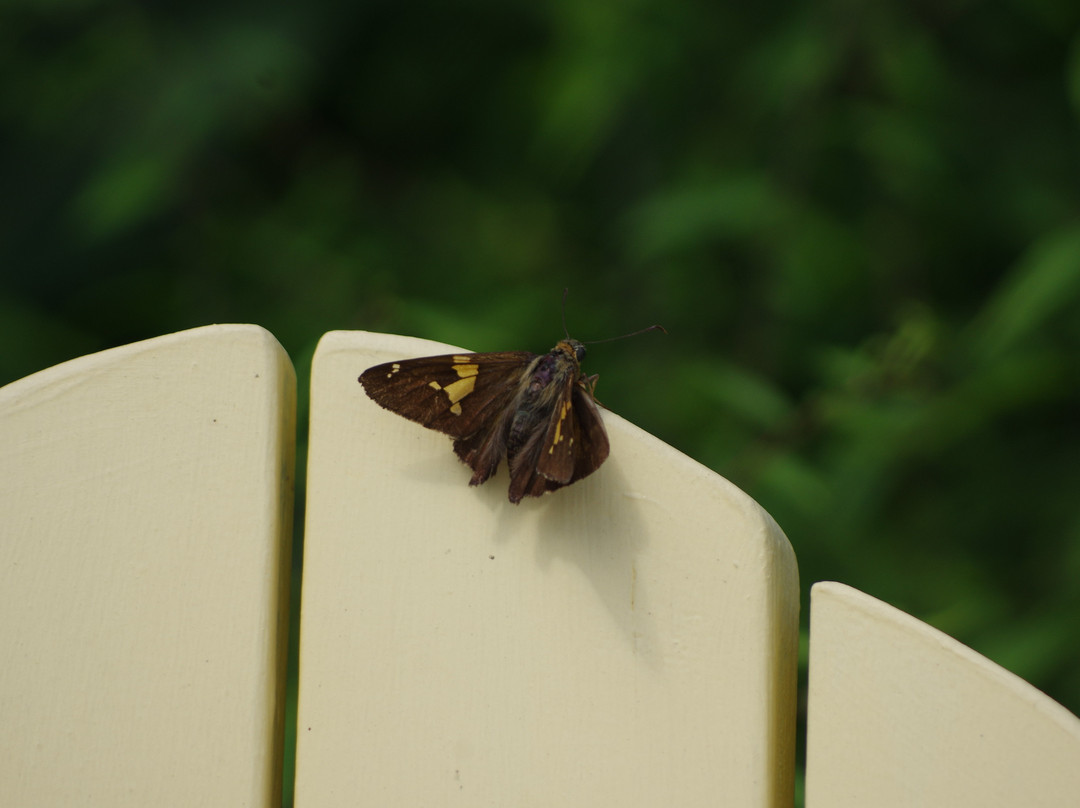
top-left (806, 581), bottom-right (1080, 808)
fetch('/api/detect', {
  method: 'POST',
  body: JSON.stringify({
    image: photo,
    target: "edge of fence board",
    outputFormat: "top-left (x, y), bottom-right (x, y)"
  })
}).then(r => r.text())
top-left (0, 324), bottom-right (295, 807)
top-left (295, 330), bottom-right (799, 807)
top-left (805, 581), bottom-right (1080, 808)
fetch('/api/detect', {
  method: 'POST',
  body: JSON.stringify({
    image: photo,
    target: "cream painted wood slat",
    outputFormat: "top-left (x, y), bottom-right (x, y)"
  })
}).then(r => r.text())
top-left (805, 581), bottom-right (1080, 808)
top-left (0, 324), bottom-right (295, 808)
top-left (294, 330), bottom-right (800, 807)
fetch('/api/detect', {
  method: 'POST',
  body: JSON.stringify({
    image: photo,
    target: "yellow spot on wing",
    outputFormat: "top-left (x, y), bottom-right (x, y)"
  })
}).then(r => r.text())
top-left (452, 363), bottom-right (479, 378)
top-left (450, 402), bottom-right (462, 415)
top-left (443, 376), bottom-right (476, 403)
top-left (452, 355), bottom-right (473, 364)
top-left (428, 381), bottom-right (442, 390)
top-left (549, 401), bottom-right (570, 453)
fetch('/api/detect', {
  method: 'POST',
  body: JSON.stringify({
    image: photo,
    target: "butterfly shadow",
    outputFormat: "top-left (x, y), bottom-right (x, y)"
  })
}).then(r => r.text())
top-left (479, 462), bottom-right (663, 671)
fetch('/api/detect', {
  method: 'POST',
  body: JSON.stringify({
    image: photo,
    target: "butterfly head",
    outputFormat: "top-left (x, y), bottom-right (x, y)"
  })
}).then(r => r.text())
top-left (556, 339), bottom-right (587, 364)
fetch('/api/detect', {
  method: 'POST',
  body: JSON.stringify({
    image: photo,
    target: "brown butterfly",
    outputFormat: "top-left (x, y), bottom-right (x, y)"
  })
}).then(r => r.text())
top-left (359, 326), bottom-right (664, 503)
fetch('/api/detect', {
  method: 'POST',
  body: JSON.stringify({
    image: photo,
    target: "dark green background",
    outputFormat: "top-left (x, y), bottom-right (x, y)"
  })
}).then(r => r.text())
top-left (5, 1), bottom-right (1080, 803)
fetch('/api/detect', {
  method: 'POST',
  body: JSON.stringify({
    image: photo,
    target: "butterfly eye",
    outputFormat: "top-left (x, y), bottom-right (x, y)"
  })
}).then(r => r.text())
top-left (571, 341), bottom-right (586, 362)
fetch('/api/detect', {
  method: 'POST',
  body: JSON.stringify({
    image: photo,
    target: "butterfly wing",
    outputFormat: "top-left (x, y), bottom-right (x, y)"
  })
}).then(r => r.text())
top-left (507, 375), bottom-right (609, 503)
top-left (554, 383), bottom-right (610, 485)
top-left (359, 351), bottom-right (534, 440)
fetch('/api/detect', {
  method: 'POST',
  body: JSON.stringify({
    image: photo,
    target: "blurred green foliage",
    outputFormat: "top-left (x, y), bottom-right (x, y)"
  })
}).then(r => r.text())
top-left (4, 0), bottom-right (1080, 803)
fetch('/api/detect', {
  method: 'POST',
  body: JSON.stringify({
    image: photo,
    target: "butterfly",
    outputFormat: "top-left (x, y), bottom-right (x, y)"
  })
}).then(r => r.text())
top-left (358, 326), bottom-right (663, 503)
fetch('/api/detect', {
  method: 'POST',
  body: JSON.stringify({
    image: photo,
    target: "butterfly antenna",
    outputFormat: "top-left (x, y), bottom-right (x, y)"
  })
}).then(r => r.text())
top-left (583, 323), bottom-right (668, 345)
top-left (561, 287), bottom-right (571, 340)
top-left (562, 288), bottom-right (667, 343)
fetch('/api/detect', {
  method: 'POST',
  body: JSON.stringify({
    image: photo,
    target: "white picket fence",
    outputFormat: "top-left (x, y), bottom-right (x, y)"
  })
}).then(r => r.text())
top-left (1, 324), bottom-right (1077, 807)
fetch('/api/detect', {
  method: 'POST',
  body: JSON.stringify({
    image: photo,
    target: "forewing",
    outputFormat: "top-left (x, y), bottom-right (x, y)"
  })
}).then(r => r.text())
top-left (359, 351), bottom-right (533, 439)
top-left (507, 376), bottom-right (610, 502)
top-left (538, 382), bottom-right (609, 486)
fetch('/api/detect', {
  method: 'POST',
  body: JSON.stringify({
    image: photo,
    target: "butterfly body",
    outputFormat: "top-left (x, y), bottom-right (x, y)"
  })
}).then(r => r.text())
top-left (359, 339), bottom-right (609, 503)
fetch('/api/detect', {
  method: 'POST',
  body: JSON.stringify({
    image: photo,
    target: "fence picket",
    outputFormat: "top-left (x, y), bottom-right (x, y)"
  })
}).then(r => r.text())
top-left (0, 324), bottom-right (295, 808)
top-left (806, 581), bottom-right (1080, 807)
top-left (293, 330), bottom-right (800, 807)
